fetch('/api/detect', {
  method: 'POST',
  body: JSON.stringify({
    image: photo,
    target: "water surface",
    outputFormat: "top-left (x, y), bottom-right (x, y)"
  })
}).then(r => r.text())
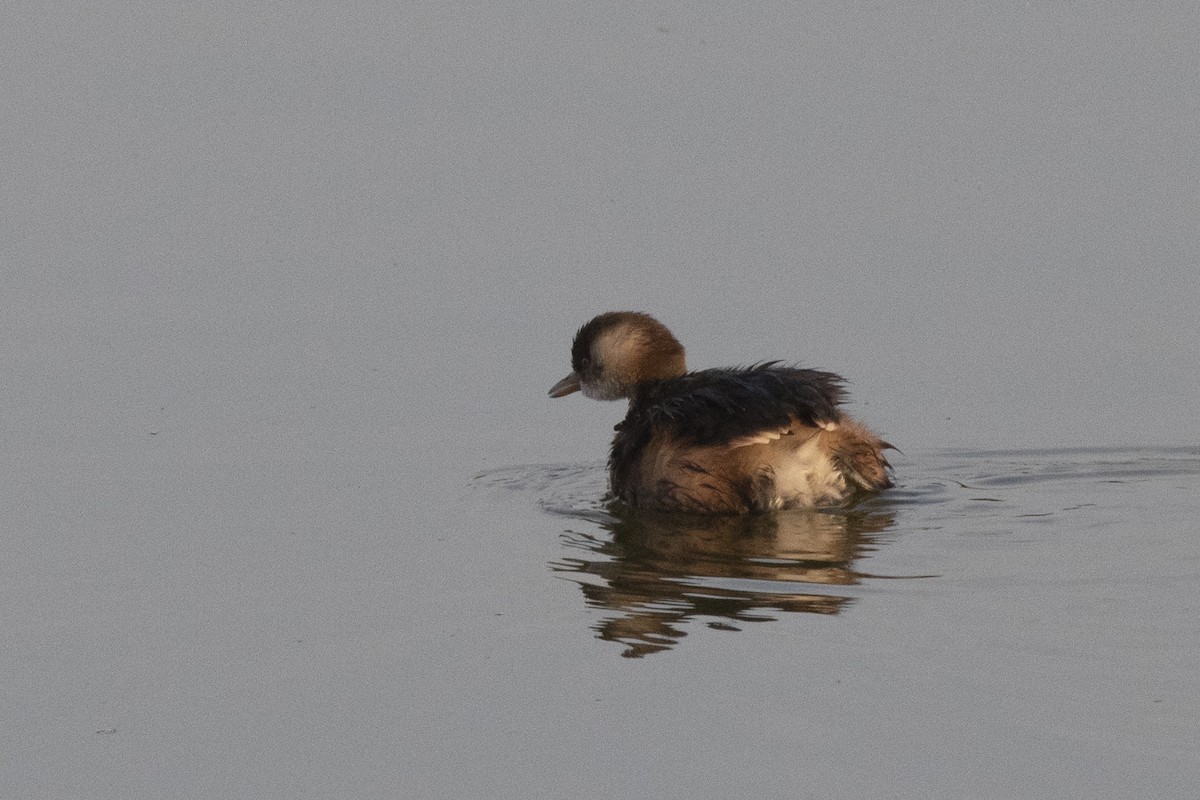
top-left (482, 447), bottom-right (1200, 661)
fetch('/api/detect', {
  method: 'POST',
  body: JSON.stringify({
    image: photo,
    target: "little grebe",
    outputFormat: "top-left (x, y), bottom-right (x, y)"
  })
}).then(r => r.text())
top-left (549, 311), bottom-right (893, 512)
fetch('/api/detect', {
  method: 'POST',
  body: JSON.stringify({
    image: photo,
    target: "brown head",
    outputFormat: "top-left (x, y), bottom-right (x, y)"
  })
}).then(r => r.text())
top-left (549, 312), bottom-right (687, 400)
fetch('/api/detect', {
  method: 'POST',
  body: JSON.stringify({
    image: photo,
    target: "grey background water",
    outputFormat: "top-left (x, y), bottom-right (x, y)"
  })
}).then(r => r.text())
top-left (4, 2), bottom-right (1199, 798)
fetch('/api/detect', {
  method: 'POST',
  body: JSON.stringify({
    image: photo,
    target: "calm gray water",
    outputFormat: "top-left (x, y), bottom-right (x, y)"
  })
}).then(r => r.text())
top-left (4, 2), bottom-right (1199, 798)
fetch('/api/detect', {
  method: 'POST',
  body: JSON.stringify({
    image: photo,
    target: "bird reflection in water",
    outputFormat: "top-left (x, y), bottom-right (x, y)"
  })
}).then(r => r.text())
top-left (552, 504), bottom-right (895, 658)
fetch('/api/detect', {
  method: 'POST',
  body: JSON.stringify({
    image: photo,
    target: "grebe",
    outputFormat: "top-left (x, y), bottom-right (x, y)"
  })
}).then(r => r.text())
top-left (549, 311), bottom-right (893, 513)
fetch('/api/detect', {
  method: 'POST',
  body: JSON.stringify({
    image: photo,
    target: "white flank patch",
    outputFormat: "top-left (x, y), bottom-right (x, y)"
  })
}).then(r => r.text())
top-left (769, 434), bottom-right (847, 506)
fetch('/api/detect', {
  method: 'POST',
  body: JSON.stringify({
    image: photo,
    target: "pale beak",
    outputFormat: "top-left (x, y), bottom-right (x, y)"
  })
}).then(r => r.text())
top-left (548, 372), bottom-right (581, 398)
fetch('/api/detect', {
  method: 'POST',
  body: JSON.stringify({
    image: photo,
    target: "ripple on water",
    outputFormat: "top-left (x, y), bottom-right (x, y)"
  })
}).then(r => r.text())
top-left (475, 447), bottom-right (1200, 658)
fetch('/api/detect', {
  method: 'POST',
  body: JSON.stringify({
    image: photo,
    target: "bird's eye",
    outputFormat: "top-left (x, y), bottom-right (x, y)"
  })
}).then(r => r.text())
top-left (580, 357), bottom-right (592, 371)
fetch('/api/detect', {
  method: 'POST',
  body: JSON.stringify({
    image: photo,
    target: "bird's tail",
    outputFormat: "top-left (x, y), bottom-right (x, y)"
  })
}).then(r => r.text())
top-left (822, 417), bottom-right (895, 492)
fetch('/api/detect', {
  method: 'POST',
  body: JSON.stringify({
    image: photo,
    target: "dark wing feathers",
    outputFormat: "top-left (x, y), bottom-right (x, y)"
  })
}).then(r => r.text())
top-left (629, 364), bottom-right (848, 447)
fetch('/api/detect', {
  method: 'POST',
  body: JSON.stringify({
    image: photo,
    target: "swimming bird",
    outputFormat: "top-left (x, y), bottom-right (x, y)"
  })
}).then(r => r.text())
top-left (549, 311), bottom-right (893, 512)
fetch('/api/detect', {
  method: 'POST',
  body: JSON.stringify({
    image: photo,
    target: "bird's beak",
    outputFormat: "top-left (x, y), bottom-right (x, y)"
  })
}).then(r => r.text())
top-left (548, 372), bottom-right (581, 398)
